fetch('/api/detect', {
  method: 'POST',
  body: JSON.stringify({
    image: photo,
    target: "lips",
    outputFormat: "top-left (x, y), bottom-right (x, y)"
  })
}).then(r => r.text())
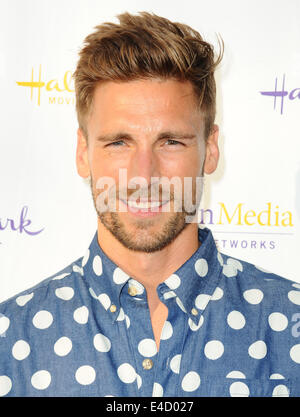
top-left (120, 199), bottom-right (168, 210)
top-left (126, 200), bottom-right (165, 210)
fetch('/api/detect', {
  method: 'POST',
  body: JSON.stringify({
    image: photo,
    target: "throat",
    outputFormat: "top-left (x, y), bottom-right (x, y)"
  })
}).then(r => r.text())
top-left (146, 288), bottom-right (169, 352)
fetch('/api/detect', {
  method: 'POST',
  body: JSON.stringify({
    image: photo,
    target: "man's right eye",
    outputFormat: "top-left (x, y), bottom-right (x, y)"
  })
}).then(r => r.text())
top-left (107, 141), bottom-right (125, 147)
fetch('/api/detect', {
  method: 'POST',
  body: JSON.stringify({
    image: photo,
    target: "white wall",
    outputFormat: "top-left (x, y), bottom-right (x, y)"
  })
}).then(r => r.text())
top-left (0, 0), bottom-right (299, 302)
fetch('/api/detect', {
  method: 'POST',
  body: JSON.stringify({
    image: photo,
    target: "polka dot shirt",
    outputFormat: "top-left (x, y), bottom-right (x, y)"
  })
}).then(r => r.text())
top-left (1, 227), bottom-right (300, 397)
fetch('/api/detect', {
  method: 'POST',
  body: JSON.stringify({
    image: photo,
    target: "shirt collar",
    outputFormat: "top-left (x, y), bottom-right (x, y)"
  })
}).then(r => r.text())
top-left (82, 227), bottom-right (223, 325)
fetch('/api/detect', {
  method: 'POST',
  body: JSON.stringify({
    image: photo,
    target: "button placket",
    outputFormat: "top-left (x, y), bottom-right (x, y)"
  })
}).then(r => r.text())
top-left (121, 281), bottom-right (156, 396)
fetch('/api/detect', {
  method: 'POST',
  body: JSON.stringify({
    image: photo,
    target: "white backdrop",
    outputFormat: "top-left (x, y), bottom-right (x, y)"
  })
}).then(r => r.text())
top-left (0, 0), bottom-right (299, 303)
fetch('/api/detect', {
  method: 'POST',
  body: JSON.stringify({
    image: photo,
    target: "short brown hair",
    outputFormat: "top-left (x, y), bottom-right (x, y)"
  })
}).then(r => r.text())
top-left (74, 11), bottom-right (223, 139)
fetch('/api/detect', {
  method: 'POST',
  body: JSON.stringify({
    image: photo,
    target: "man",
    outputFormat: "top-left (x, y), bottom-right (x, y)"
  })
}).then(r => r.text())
top-left (0, 12), bottom-right (300, 397)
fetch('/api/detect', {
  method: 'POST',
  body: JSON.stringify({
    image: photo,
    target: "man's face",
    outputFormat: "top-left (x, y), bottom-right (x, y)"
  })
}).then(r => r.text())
top-left (76, 79), bottom-right (219, 252)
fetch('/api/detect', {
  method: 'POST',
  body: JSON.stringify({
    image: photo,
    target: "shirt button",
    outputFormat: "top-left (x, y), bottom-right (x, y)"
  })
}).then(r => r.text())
top-left (191, 308), bottom-right (198, 316)
top-left (142, 358), bottom-right (153, 370)
top-left (128, 286), bottom-right (138, 296)
top-left (110, 304), bottom-right (117, 313)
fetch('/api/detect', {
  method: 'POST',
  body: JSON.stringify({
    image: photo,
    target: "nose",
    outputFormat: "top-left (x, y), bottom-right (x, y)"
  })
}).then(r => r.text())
top-left (128, 146), bottom-right (159, 190)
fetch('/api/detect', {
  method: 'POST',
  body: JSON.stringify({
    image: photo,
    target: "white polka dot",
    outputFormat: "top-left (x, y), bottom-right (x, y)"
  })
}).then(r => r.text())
top-left (0, 315), bottom-right (10, 335)
top-left (138, 338), bottom-right (157, 357)
top-left (54, 336), bottom-right (72, 357)
top-left (165, 274), bottom-right (181, 290)
top-left (204, 340), bottom-right (224, 360)
top-left (136, 374), bottom-right (142, 389)
top-left (227, 311), bottom-right (246, 330)
top-left (117, 363), bottom-right (136, 384)
top-left (32, 310), bottom-right (53, 329)
top-left (227, 258), bottom-right (243, 271)
top-left (113, 267), bottom-right (129, 284)
top-left (12, 340), bottom-right (30, 360)
top-left (222, 264), bottom-right (238, 278)
top-left (75, 365), bottom-right (96, 385)
top-left (248, 340), bottom-right (267, 359)
top-left (31, 370), bottom-right (51, 390)
top-left (211, 287), bottom-right (223, 301)
top-left (163, 291), bottom-right (176, 300)
top-left (98, 293), bottom-right (111, 310)
top-left (160, 321), bottom-right (173, 340)
top-left (89, 287), bottom-right (98, 299)
top-left (229, 381), bottom-right (249, 397)
top-left (188, 315), bottom-right (204, 331)
top-left (217, 252), bottom-right (224, 266)
top-left (81, 249), bottom-right (90, 267)
top-left (152, 382), bottom-right (163, 397)
top-left (292, 283), bottom-right (300, 289)
top-left (268, 312), bottom-right (288, 331)
top-left (55, 286), bottom-right (74, 301)
top-left (0, 375), bottom-right (12, 396)
top-left (288, 290), bottom-right (300, 305)
top-left (73, 306), bottom-right (89, 324)
top-left (226, 371), bottom-right (246, 379)
top-left (52, 272), bottom-right (70, 281)
top-left (195, 294), bottom-right (211, 310)
top-left (170, 354), bottom-right (181, 374)
top-left (243, 289), bottom-right (264, 305)
top-left (93, 333), bottom-right (111, 353)
top-left (270, 373), bottom-right (285, 379)
top-left (272, 385), bottom-right (289, 397)
top-left (125, 315), bottom-right (130, 328)
top-left (176, 297), bottom-right (187, 313)
top-left (181, 371), bottom-right (201, 392)
top-left (16, 292), bottom-right (34, 306)
top-left (92, 255), bottom-right (103, 276)
top-left (290, 344), bottom-right (300, 363)
top-left (73, 265), bottom-right (84, 276)
top-left (116, 307), bottom-right (125, 321)
top-left (194, 258), bottom-right (208, 277)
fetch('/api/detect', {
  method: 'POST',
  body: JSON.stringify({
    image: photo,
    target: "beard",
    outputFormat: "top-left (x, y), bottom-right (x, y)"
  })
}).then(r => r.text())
top-left (90, 177), bottom-right (202, 253)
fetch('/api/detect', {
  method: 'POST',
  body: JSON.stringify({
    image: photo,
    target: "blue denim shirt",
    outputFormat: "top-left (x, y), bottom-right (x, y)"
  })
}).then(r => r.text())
top-left (1, 227), bottom-right (300, 397)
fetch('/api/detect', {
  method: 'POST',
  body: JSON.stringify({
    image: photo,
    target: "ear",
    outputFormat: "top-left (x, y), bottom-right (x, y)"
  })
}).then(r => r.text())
top-left (203, 124), bottom-right (219, 175)
top-left (76, 128), bottom-right (90, 178)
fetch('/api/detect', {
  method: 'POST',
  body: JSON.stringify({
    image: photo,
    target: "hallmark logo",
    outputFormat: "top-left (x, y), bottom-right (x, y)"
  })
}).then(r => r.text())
top-left (0, 206), bottom-right (44, 236)
top-left (260, 74), bottom-right (300, 114)
top-left (16, 65), bottom-right (75, 106)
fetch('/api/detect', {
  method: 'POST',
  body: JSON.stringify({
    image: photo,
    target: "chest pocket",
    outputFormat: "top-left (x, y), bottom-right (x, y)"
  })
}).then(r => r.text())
top-left (179, 377), bottom-right (298, 397)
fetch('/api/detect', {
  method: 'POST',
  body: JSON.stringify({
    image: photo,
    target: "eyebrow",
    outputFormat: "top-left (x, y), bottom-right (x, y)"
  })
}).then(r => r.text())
top-left (95, 131), bottom-right (197, 142)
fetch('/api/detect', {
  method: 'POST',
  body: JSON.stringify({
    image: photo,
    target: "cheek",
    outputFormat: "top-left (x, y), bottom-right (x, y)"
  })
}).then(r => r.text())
top-left (89, 150), bottom-right (119, 180)
top-left (163, 151), bottom-right (203, 179)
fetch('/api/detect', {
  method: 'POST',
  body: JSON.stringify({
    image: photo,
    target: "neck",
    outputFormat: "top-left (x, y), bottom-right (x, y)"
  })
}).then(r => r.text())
top-left (96, 221), bottom-right (200, 290)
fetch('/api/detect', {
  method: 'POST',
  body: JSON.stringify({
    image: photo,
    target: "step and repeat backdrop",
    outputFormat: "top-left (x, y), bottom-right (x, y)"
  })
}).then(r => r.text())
top-left (0, 0), bottom-right (299, 302)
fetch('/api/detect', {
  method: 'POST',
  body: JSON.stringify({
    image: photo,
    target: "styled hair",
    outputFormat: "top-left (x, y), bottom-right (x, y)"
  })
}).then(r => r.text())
top-left (74, 11), bottom-right (223, 139)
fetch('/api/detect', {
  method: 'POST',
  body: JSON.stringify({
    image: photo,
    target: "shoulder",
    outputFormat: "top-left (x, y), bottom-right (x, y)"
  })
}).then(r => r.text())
top-left (0, 256), bottom-right (84, 327)
top-left (218, 251), bottom-right (300, 312)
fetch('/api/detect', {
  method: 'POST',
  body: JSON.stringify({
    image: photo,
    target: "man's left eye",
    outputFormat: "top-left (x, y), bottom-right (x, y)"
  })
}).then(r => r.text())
top-left (166, 140), bottom-right (182, 146)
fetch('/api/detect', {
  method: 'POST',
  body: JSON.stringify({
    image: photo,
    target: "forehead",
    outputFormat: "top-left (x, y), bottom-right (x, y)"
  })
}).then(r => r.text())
top-left (88, 78), bottom-right (203, 134)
